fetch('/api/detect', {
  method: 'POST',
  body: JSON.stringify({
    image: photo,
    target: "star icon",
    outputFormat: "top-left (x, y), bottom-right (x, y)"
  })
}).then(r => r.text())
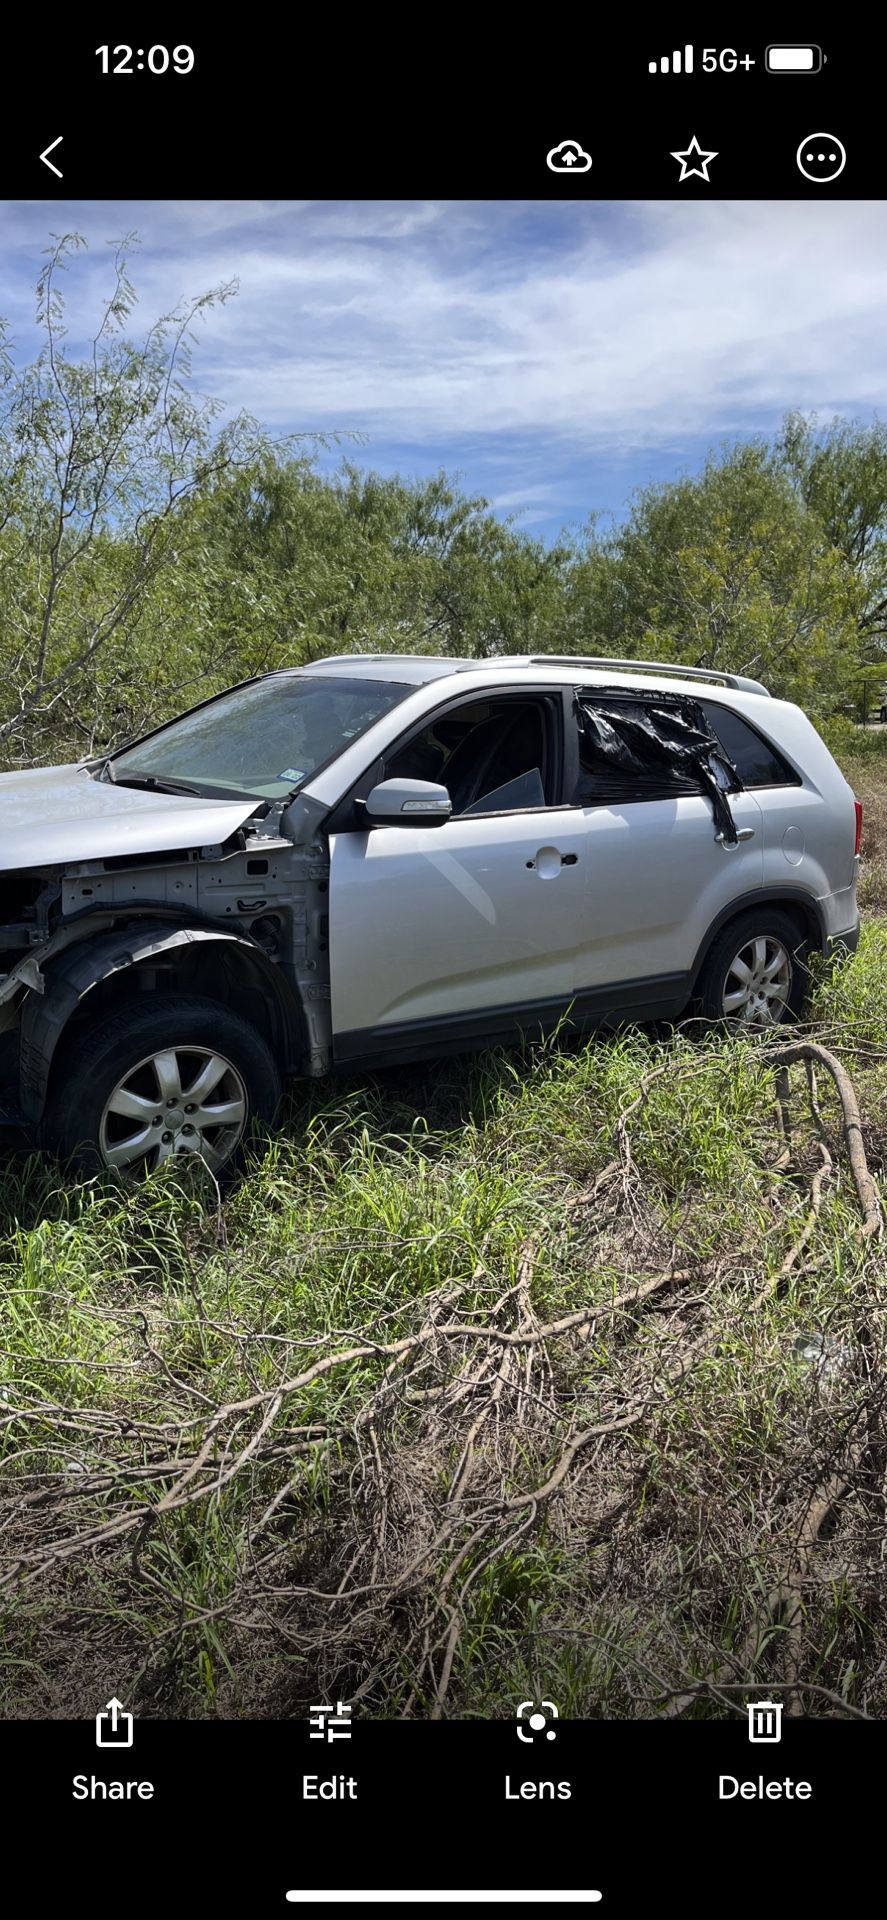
top-left (670, 135), bottom-right (719, 182)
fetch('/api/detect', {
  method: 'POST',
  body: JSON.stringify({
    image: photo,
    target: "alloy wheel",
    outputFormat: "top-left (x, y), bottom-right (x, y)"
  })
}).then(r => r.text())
top-left (98, 1046), bottom-right (248, 1173)
top-left (721, 935), bottom-right (792, 1025)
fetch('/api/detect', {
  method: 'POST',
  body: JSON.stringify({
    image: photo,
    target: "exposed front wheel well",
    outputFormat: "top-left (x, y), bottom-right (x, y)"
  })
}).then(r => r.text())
top-left (42, 992), bottom-right (283, 1179)
top-left (35, 937), bottom-right (306, 1122)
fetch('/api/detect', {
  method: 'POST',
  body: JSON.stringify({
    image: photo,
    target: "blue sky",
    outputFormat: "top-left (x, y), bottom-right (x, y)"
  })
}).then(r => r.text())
top-left (2, 198), bottom-right (886, 542)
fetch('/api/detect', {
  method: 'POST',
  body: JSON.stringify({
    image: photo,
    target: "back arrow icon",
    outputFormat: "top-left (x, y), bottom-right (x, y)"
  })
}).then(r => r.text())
top-left (40, 136), bottom-right (63, 178)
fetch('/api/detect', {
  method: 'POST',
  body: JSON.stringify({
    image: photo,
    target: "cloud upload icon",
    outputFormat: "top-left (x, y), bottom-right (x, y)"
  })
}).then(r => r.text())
top-left (546, 140), bottom-right (591, 174)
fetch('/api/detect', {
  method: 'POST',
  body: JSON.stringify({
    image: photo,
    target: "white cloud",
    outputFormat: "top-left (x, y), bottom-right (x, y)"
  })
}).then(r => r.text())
top-left (3, 199), bottom-right (886, 456)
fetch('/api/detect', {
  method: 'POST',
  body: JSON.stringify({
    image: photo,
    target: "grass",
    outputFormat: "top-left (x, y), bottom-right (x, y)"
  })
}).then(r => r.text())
top-left (0, 746), bottom-right (885, 1722)
top-left (855, 767), bottom-right (887, 917)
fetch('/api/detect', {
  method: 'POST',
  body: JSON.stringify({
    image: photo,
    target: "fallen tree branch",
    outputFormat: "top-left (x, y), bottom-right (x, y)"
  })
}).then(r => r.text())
top-left (767, 1039), bottom-right (883, 1238)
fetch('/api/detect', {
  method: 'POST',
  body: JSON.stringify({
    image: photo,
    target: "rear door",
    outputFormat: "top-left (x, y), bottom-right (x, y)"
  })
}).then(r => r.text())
top-left (571, 693), bottom-right (765, 992)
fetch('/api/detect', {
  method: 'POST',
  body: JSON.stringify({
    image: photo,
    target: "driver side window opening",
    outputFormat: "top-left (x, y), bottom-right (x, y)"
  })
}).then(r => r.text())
top-left (384, 694), bottom-right (558, 817)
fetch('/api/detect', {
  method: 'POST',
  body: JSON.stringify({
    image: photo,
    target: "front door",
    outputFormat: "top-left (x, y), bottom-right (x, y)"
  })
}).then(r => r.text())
top-left (329, 807), bottom-right (587, 1062)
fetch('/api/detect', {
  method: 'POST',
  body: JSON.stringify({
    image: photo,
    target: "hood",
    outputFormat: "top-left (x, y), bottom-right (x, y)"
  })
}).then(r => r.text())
top-left (0, 763), bottom-right (261, 873)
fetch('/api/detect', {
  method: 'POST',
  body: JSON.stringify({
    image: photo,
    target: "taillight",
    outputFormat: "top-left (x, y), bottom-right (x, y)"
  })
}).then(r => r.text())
top-left (854, 798), bottom-right (863, 856)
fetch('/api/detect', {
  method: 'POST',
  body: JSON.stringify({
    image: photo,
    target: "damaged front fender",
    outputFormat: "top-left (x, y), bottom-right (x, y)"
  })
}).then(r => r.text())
top-left (16, 919), bottom-right (302, 1123)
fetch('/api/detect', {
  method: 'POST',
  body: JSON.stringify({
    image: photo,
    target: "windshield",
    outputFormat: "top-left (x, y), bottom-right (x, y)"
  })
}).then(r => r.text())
top-left (108, 674), bottom-right (412, 800)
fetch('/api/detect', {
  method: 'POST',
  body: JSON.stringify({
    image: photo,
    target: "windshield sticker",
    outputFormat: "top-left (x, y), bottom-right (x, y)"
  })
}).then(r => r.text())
top-left (277, 768), bottom-right (305, 783)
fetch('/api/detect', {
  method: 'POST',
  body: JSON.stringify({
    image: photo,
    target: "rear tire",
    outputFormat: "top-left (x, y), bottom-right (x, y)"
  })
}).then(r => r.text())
top-left (695, 909), bottom-right (810, 1027)
top-left (44, 994), bottom-right (282, 1178)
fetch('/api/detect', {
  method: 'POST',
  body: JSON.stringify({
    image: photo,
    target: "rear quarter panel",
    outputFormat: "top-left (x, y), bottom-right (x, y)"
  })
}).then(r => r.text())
top-left (734, 700), bottom-right (859, 913)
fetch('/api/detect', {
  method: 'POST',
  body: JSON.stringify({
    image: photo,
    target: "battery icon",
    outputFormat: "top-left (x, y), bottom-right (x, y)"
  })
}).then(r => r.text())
top-left (766, 44), bottom-right (823, 72)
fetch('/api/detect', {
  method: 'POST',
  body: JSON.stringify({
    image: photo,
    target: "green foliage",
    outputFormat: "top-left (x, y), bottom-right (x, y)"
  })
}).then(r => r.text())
top-left (563, 440), bottom-right (866, 708)
top-left (0, 235), bottom-right (301, 765)
top-left (810, 914), bottom-right (887, 1047)
top-left (820, 715), bottom-right (887, 761)
top-left (780, 412), bottom-right (887, 655)
top-left (174, 459), bottom-right (575, 687)
top-left (4, 239), bottom-right (887, 770)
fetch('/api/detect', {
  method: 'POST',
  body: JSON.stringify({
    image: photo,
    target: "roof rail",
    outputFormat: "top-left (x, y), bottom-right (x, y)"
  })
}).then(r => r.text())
top-left (529, 655), bottom-right (770, 697)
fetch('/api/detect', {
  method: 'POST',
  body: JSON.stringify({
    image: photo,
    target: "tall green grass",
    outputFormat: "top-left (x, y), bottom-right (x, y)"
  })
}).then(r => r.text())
top-left (2, 919), bottom-right (885, 1720)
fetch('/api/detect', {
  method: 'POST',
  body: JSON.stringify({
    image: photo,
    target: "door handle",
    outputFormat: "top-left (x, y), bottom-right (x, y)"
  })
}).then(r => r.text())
top-left (525, 848), bottom-right (579, 874)
top-left (715, 827), bottom-right (755, 847)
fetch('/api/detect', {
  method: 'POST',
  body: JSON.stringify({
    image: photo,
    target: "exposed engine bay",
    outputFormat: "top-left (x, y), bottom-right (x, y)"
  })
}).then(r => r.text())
top-left (0, 812), bottom-right (334, 1122)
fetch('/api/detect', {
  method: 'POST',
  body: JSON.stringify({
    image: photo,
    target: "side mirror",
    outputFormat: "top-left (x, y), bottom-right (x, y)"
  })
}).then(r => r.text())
top-left (364, 777), bottom-right (452, 827)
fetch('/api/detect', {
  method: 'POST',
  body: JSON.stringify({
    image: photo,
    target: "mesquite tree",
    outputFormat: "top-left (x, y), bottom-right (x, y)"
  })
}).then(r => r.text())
top-left (0, 235), bottom-right (267, 763)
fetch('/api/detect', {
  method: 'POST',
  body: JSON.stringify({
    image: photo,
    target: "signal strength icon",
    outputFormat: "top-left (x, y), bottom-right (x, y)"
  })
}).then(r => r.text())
top-left (649, 45), bottom-right (694, 74)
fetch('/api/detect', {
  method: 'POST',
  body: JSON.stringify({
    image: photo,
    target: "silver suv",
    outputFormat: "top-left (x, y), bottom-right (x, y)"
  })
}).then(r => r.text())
top-left (0, 654), bottom-right (861, 1176)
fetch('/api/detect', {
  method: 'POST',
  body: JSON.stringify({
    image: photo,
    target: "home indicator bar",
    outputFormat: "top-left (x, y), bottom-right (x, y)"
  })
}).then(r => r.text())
top-left (285, 1897), bottom-right (605, 1908)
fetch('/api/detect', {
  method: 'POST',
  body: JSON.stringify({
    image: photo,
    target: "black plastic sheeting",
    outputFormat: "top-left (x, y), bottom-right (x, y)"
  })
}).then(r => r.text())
top-left (575, 696), bottom-right (742, 843)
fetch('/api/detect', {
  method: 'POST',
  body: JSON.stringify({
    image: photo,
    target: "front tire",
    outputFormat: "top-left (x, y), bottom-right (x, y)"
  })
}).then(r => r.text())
top-left (695, 910), bottom-right (809, 1027)
top-left (45, 994), bottom-right (282, 1177)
